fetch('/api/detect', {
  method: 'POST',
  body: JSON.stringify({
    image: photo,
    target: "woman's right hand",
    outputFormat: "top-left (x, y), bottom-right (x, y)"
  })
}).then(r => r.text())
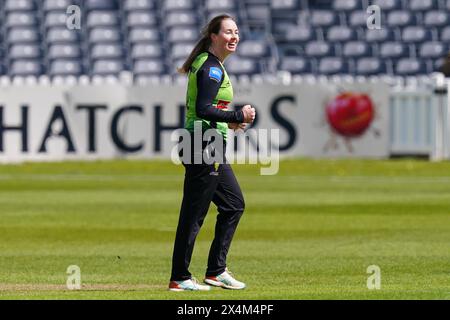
top-left (241, 105), bottom-right (256, 123)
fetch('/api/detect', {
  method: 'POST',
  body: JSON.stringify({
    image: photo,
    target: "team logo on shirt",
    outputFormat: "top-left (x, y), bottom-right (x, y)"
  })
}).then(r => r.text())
top-left (209, 67), bottom-right (223, 82)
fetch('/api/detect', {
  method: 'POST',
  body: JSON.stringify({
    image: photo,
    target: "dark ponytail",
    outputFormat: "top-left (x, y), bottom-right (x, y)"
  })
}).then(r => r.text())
top-left (178, 14), bottom-right (235, 74)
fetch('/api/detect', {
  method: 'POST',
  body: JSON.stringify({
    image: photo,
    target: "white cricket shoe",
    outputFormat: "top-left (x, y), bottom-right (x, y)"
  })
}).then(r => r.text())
top-left (204, 268), bottom-right (246, 290)
top-left (169, 278), bottom-right (211, 291)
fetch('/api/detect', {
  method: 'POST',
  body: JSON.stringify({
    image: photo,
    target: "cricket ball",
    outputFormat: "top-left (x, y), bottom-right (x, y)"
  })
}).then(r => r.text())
top-left (326, 92), bottom-right (374, 137)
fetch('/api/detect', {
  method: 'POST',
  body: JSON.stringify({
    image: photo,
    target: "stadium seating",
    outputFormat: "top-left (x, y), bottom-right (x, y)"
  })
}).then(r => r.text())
top-left (356, 57), bottom-right (386, 75)
top-left (279, 56), bottom-right (312, 74)
top-left (0, 0), bottom-right (447, 78)
top-left (225, 56), bottom-right (261, 75)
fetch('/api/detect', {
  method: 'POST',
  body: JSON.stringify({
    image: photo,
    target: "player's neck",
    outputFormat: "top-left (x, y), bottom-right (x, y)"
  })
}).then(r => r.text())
top-left (208, 47), bottom-right (229, 63)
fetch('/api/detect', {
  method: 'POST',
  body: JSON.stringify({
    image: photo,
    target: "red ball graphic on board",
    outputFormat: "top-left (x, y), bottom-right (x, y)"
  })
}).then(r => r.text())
top-left (326, 93), bottom-right (375, 137)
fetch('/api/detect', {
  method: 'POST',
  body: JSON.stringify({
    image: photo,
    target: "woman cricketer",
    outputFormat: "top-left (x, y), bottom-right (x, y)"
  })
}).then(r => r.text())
top-left (169, 15), bottom-right (256, 291)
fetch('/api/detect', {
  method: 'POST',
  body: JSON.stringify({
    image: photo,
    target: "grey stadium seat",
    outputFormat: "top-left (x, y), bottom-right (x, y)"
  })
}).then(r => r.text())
top-left (387, 11), bottom-right (415, 27)
top-left (171, 43), bottom-right (195, 60)
top-left (342, 42), bottom-right (371, 58)
top-left (9, 44), bottom-right (41, 60)
top-left (318, 58), bottom-right (347, 75)
top-left (365, 29), bottom-right (395, 43)
top-left (225, 57), bottom-right (259, 75)
top-left (4, 0), bottom-right (36, 12)
top-left (349, 11), bottom-right (368, 28)
top-left (401, 26), bottom-right (431, 44)
top-left (356, 58), bottom-right (386, 75)
top-left (44, 12), bottom-right (68, 29)
top-left (133, 59), bottom-right (165, 75)
top-left (238, 40), bottom-right (269, 58)
top-left (395, 58), bottom-right (426, 75)
top-left (424, 11), bottom-right (449, 28)
top-left (271, 0), bottom-right (299, 10)
top-left (43, 0), bottom-right (75, 12)
top-left (91, 44), bottom-right (123, 60)
top-left (246, 5), bottom-right (271, 21)
top-left (280, 57), bottom-right (311, 74)
top-left (165, 12), bottom-right (198, 28)
top-left (89, 28), bottom-right (122, 43)
top-left (123, 0), bottom-right (155, 11)
top-left (49, 60), bottom-right (83, 76)
top-left (10, 60), bottom-right (42, 76)
top-left (305, 41), bottom-right (332, 57)
top-left (163, 0), bottom-right (195, 11)
top-left (167, 27), bottom-right (198, 43)
top-left (131, 44), bottom-right (163, 59)
top-left (327, 26), bottom-right (356, 42)
top-left (332, 0), bottom-right (362, 11)
top-left (48, 44), bottom-right (81, 61)
top-left (5, 13), bottom-right (37, 29)
top-left (86, 11), bottom-right (119, 29)
top-left (379, 42), bottom-right (407, 59)
top-left (129, 28), bottom-right (160, 43)
top-left (126, 12), bottom-right (158, 28)
top-left (285, 26), bottom-right (314, 43)
top-left (92, 60), bottom-right (124, 75)
top-left (206, 0), bottom-right (236, 11)
top-left (47, 28), bottom-right (79, 43)
top-left (419, 42), bottom-right (446, 59)
top-left (7, 28), bottom-right (40, 45)
top-left (409, 0), bottom-right (438, 11)
top-left (310, 11), bottom-right (337, 27)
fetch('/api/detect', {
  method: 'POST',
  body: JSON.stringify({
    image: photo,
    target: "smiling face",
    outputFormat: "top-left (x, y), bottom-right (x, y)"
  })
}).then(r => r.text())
top-left (210, 18), bottom-right (239, 59)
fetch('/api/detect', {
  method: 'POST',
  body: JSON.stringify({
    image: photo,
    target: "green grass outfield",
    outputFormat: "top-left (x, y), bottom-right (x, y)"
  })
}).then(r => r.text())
top-left (0, 159), bottom-right (449, 300)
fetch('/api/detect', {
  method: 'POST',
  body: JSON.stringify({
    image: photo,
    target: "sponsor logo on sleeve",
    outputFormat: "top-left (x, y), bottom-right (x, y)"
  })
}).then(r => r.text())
top-left (209, 67), bottom-right (223, 82)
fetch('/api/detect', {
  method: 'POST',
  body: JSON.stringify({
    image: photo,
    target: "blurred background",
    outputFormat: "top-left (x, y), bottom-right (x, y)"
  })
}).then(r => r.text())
top-left (0, 0), bottom-right (448, 81)
top-left (0, 0), bottom-right (448, 162)
top-left (0, 1), bottom-right (450, 300)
